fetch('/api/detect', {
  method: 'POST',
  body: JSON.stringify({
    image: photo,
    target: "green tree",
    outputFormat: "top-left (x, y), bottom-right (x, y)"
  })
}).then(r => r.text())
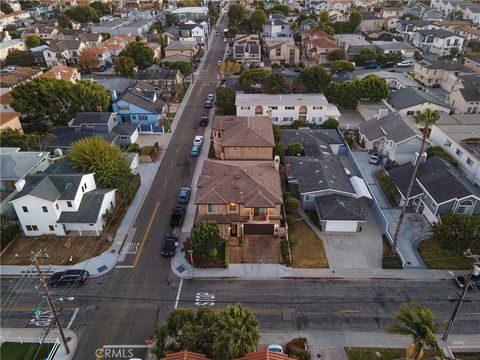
top-left (274, 142), bottom-right (286, 162)
top-left (450, 47), bottom-right (459, 56)
top-left (114, 56), bottom-right (136, 78)
top-left (287, 142), bottom-right (305, 156)
top-left (5, 50), bottom-right (35, 67)
top-left (316, 10), bottom-right (334, 35)
top-left (264, 74), bottom-right (286, 94)
top-left (215, 87), bottom-right (236, 115)
top-left (298, 65), bottom-right (332, 93)
top-left (26, 34), bottom-right (42, 48)
top-left (325, 81), bottom-right (360, 109)
top-left (149, 21), bottom-right (164, 34)
top-left (331, 60), bottom-right (354, 73)
top-left (0, 2), bottom-right (13, 14)
top-left (451, 8), bottom-right (463, 20)
top-left (90, 1), bottom-right (113, 16)
top-left (390, 109), bottom-right (441, 256)
top-left (249, 9), bottom-right (267, 33)
top-left (0, 129), bottom-right (54, 151)
top-left (430, 214), bottom-right (480, 252)
top-left (68, 135), bottom-right (131, 190)
top-left (360, 74), bottom-right (390, 100)
top-left (426, 146), bottom-right (457, 166)
top-left (166, 13), bottom-right (175, 26)
top-left (349, 11), bottom-right (362, 31)
top-left (239, 68), bottom-right (270, 93)
top-left (228, 3), bottom-right (247, 27)
top-left (213, 305), bottom-right (260, 360)
top-left (269, 4), bottom-right (289, 16)
top-left (11, 78), bottom-right (110, 127)
top-left (191, 221), bottom-right (223, 256)
top-left (356, 47), bottom-right (377, 65)
top-left (65, 4), bottom-right (99, 23)
top-left (323, 117), bottom-right (339, 129)
top-left (273, 124), bottom-right (282, 143)
top-left (327, 49), bottom-right (346, 61)
top-left (216, 60), bottom-right (241, 79)
top-left (284, 195), bottom-right (300, 215)
top-left (164, 61), bottom-right (192, 76)
top-left (20, 0), bottom-right (40, 9)
top-left (388, 300), bottom-right (444, 360)
top-left (119, 41), bottom-right (154, 68)
top-left (59, 13), bottom-right (73, 28)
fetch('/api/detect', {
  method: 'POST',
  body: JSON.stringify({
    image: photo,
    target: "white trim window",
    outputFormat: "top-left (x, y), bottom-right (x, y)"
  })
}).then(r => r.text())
top-left (456, 199), bottom-right (474, 214)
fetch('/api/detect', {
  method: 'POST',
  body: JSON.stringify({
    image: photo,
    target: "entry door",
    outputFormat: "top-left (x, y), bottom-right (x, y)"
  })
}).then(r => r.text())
top-left (230, 224), bottom-right (237, 237)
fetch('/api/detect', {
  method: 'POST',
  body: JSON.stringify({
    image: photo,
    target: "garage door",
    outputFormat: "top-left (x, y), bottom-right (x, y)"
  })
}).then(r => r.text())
top-left (244, 224), bottom-right (275, 235)
top-left (324, 221), bottom-right (358, 232)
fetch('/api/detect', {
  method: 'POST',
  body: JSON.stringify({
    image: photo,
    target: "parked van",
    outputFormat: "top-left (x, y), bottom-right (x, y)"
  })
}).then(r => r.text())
top-left (396, 60), bottom-right (414, 67)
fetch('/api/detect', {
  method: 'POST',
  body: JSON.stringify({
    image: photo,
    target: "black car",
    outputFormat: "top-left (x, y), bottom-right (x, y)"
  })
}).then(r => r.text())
top-left (200, 116), bottom-right (209, 126)
top-left (381, 62), bottom-right (395, 68)
top-left (454, 275), bottom-right (479, 290)
top-left (161, 234), bottom-right (178, 257)
top-left (48, 269), bottom-right (89, 286)
top-left (170, 205), bottom-right (185, 226)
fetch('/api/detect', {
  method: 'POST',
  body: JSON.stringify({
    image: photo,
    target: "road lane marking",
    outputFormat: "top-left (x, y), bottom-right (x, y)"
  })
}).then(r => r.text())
top-left (174, 278), bottom-right (183, 309)
top-left (67, 307), bottom-right (79, 329)
top-left (195, 292), bottom-right (215, 306)
top-left (176, 146), bottom-right (180, 153)
top-left (466, 312), bottom-right (480, 315)
top-left (170, 163), bottom-right (174, 169)
top-left (341, 310), bottom-right (361, 314)
top-left (133, 201), bottom-right (160, 267)
top-left (2, 306), bottom-right (77, 311)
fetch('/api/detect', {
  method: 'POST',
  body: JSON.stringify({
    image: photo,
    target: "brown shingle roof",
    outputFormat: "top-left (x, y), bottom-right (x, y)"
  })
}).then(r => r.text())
top-left (40, 65), bottom-right (79, 82)
top-left (196, 160), bottom-right (282, 208)
top-left (212, 116), bottom-right (275, 148)
top-left (234, 349), bottom-right (292, 360)
top-left (162, 350), bottom-right (209, 360)
top-left (0, 112), bottom-right (20, 127)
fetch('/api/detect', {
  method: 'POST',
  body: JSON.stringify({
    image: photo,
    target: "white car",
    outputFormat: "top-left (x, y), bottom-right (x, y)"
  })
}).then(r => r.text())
top-left (268, 345), bottom-right (284, 353)
top-left (396, 60), bottom-right (413, 67)
top-left (193, 135), bottom-right (204, 147)
top-left (223, 37), bottom-right (228, 42)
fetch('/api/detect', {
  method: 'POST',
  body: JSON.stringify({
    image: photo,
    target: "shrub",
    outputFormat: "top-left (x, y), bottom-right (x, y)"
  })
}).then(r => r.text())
top-left (343, 134), bottom-right (354, 149)
top-left (384, 159), bottom-right (399, 171)
top-left (323, 117), bottom-right (339, 129)
top-left (117, 173), bottom-right (141, 204)
top-left (285, 196), bottom-right (300, 215)
top-left (208, 141), bottom-right (216, 158)
top-left (426, 146), bottom-right (458, 166)
top-left (379, 173), bottom-right (398, 206)
top-left (140, 146), bottom-right (156, 156)
top-left (286, 142), bottom-right (304, 156)
top-left (286, 338), bottom-right (311, 360)
top-left (280, 239), bottom-right (291, 265)
top-left (290, 120), bottom-right (311, 129)
top-left (125, 143), bottom-right (140, 153)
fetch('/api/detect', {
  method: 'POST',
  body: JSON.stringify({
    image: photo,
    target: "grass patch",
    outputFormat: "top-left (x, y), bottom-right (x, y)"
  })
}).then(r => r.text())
top-left (178, 82), bottom-right (190, 102)
top-left (0, 342), bottom-right (56, 360)
top-left (418, 238), bottom-right (473, 270)
top-left (346, 347), bottom-right (440, 360)
top-left (290, 220), bottom-right (328, 268)
top-left (382, 235), bottom-right (403, 269)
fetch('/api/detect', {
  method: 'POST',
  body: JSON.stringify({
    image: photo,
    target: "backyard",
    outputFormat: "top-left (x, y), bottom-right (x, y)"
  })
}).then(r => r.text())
top-left (418, 238), bottom-right (474, 270)
top-left (290, 220), bottom-right (329, 268)
top-left (0, 342), bottom-right (56, 360)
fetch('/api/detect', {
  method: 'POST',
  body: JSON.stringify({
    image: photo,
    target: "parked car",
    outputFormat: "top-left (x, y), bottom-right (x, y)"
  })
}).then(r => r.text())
top-left (191, 145), bottom-right (201, 156)
top-left (217, 60), bottom-right (223, 65)
top-left (161, 234), bottom-right (178, 257)
top-left (170, 205), bottom-right (185, 226)
top-left (105, 61), bottom-right (112, 68)
top-left (454, 274), bottom-right (479, 290)
top-left (49, 270), bottom-right (89, 286)
top-left (200, 116), bottom-right (209, 126)
top-left (268, 345), bottom-right (284, 353)
top-left (364, 62), bottom-right (379, 69)
top-left (396, 60), bottom-right (413, 67)
top-left (177, 187), bottom-right (191, 204)
top-left (97, 65), bottom-right (106, 72)
top-left (369, 152), bottom-right (382, 165)
top-left (381, 61), bottom-right (395, 68)
top-left (215, 31), bottom-right (220, 36)
top-left (193, 135), bottom-right (204, 147)
top-left (223, 37), bottom-right (228, 42)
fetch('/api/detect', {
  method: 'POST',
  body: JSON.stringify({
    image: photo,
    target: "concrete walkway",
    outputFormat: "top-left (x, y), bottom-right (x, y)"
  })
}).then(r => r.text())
top-left (1, 327), bottom-right (78, 360)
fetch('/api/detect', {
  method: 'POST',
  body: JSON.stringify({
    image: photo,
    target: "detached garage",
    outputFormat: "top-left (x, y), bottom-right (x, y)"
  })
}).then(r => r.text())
top-left (314, 194), bottom-right (365, 233)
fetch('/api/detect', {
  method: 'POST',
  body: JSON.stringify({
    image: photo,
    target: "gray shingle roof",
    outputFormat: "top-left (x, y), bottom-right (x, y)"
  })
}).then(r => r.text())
top-left (0, 149), bottom-right (50, 181)
top-left (11, 173), bottom-right (84, 202)
top-left (417, 59), bottom-right (467, 71)
top-left (118, 83), bottom-right (166, 114)
top-left (389, 87), bottom-right (448, 110)
top-left (281, 129), bottom-right (344, 158)
top-left (57, 189), bottom-right (114, 224)
top-left (358, 112), bottom-right (418, 144)
top-left (417, 29), bottom-right (458, 38)
top-left (314, 194), bottom-right (365, 221)
top-left (136, 65), bottom-right (180, 81)
top-left (51, 127), bottom-right (118, 148)
top-left (458, 73), bottom-right (480, 101)
top-left (71, 112), bottom-right (115, 126)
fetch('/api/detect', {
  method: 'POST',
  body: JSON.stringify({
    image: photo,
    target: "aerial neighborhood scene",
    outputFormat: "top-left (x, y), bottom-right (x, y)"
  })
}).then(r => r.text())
top-left (1, 0), bottom-right (480, 359)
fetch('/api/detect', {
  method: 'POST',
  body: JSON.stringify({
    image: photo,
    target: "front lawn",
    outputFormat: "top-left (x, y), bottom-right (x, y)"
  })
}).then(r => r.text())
top-left (290, 220), bottom-right (329, 268)
top-left (0, 342), bottom-right (55, 360)
top-left (346, 347), bottom-right (440, 360)
top-left (382, 235), bottom-right (403, 269)
top-left (418, 238), bottom-right (473, 270)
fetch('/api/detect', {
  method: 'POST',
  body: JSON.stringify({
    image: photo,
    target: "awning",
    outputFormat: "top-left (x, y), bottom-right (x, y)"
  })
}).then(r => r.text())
top-left (350, 176), bottom-right (372, 199)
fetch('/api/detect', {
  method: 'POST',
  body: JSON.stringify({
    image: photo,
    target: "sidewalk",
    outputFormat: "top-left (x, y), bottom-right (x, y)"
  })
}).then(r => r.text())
top-left (260, 330), bottom-right (480, 359)
top-left (1, 327), bottom-right (78, 360)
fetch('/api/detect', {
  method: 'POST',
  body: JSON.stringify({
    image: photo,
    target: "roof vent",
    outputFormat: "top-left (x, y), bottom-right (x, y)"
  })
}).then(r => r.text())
top-left (236, 175), bottom-right (241, 179)
top-left (315, 170), bottom-right (320, 173)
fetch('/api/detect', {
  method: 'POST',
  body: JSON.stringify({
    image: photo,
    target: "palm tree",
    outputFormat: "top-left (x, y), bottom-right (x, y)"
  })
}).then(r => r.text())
top-left (388, 300), bottom-right (444, 359)
top-left (390, 108), bottom-right (441, 256)
top-left (213, 305), bottom-right (260, 360)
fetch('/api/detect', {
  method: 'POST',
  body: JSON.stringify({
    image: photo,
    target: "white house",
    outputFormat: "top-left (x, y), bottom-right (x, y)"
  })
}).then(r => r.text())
top-left (43, 40), bottom-right (87, 67)
top-left (262, 14), bottom-right (291, 38)
top-left (413, 29), bottom-right (465, 56)
top-left (236, 94), bottom-right (341, 125)
top-left (429, 113), bottom-right (480, 187)
top-left (464, 5), bottom-right (480, 26)
top-left (0, 39), bottom-right (26, 61)
top-left (10, 167), bottom-right (116, 236)
top-left (178, 23), bottom-right (206, 44)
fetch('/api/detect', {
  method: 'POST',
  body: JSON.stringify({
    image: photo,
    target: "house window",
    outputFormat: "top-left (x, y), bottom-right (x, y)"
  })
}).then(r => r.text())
top-left (218, 132), bottom-right (222, 139)
top-left (139, 115), bottom-right (148, 121)
top-left (305, 195), bottom-right (315, 201)
top-left (240, 106), bottom-right (250, 110)
top-left (456, 199), bottom-right (474, 214)
top-left (312, 106), bottom-right (323, 110)
top-left (26, 225), bottom-right (38, 231)
top-left (456, 148), bottom-right (463, 157)
top-left (67, 201), bottom-right (73, 207)
top-left (119, 105), bottom-right (129, 110)
top-left (22, 206), bottom-right (28, 213)
top-left (207, 204), bottom-right (217, 213)
top-left (285, 106), bottom-right (294, 110)
top-left (467, 157), bottom-right (473, 166)
top-left (231, 147), bottom-right (239, 154)
top-left (283, 117), bottom-right (293, 122)
top-left (228, 203), bottom-right (237, 212)
top-left (49, 225), bottom-right (55, 231)
top-left (272, 117), bottom-right (278, 122)
top-left (407, 111), bottom-right (415, 115)
top-left (270, 106), bottom-right (278, 110)
top-left (42, 206), bottom-right (48, 213)
top-left (246, 147), bottom-right (254, 155)
top-left (56, 203), bottom-right (59, 210)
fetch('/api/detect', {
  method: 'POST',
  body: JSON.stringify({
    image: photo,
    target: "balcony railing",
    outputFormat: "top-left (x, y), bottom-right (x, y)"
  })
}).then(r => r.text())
top-left (252, 215), bottom-right (267, 221)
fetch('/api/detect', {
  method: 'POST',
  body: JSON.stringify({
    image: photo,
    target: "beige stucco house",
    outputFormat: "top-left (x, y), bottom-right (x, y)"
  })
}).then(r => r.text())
top-left (264, 38), bottom-right (300, 66)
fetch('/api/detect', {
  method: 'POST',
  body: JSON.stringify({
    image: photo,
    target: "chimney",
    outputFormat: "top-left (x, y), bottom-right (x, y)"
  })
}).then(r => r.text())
top-left (111, 89), bottom-right (117, 101)
top-left (15, 179), bottom-right (26, 192)
top-left (274, 155), bottom-right (280, 171)
top-left (54, 72), bottom-right (61, 80)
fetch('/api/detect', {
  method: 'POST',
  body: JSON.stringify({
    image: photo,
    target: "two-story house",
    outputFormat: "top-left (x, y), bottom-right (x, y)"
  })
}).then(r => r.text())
top-left (387, 156), bottom-right (480, 223)
top-left (112, 82), bottom-right (166, 126)
top-left (464, 55), bottom-right (480, 73)
top-left (302, 30), bottom-right (339, 65)
top-left (195, 160), bottom-right (284, 240)
top-left (262, 14), bottom-right (291, 38)
top-left (414, 59), bottom-right (468, 91)
top-left (447, 73), bottom-right (480, 113)
top-left (135, 64), bottom-right (184, 96)
top-left (413, 29), bottom-right (465, 56)
top-left (0, 39), bottom-right (26, 61)
top-left (21, 25), bottom-right (59, 42)
top-left (39, 65), bottom-right (81, 83)
top-left (10, 164), bottom-right (116, 236)
top-left (359, 12), bottom-right (385, 32)
top-left (334, 34), bottom-right (375, 59)
top-left (178, 23), bottom-right (206, 44)
top-left (429, 113), bottom-right (480, 187)
top-left (372, 41), bottom-right (416, 58)
top-left (235, 93), bottom-right (341, 126)
top-left (264, 38), bottom-right (300, 66)
top-left (454, 26), bottom-right (480, 42)
top-left (164, 40), bottom-right (198, 58)
top-left (396, 19), bottom-right (432, 41)
top-left (43, 40), bottom-right (86, 67)
top-left (212, 116), bottom-right (275, 160)
top-left (464, 5), bottom-right (480, 26)
top-left (233, 34), bottom-right (261, 65)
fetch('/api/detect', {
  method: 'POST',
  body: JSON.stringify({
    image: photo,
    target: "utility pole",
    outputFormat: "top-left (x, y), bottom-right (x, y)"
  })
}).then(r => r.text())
top-left (30, 251), bottom-right (71, 354)
top-left (442, 250), bottom-right (480, 342)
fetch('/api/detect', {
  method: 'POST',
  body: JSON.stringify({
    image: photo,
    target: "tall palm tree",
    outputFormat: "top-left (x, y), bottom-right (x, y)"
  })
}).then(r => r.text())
top-left (388, 300), bottom-right (444, 359)
top-left (390, 108), bottom-right (441, 256)
top-left (213, 304), bottom-right (260, 360)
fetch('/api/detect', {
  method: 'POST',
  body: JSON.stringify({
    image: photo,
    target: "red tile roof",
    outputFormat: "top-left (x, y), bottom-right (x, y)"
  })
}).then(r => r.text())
top-left (162, 350), bottom-right (209, 360)
top-left (234, 349), bottom-right (292, 360)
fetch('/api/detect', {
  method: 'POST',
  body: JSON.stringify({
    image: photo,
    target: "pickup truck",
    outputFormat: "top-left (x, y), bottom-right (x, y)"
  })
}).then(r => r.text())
top-left (170, 205), bottom-right (185, 227)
